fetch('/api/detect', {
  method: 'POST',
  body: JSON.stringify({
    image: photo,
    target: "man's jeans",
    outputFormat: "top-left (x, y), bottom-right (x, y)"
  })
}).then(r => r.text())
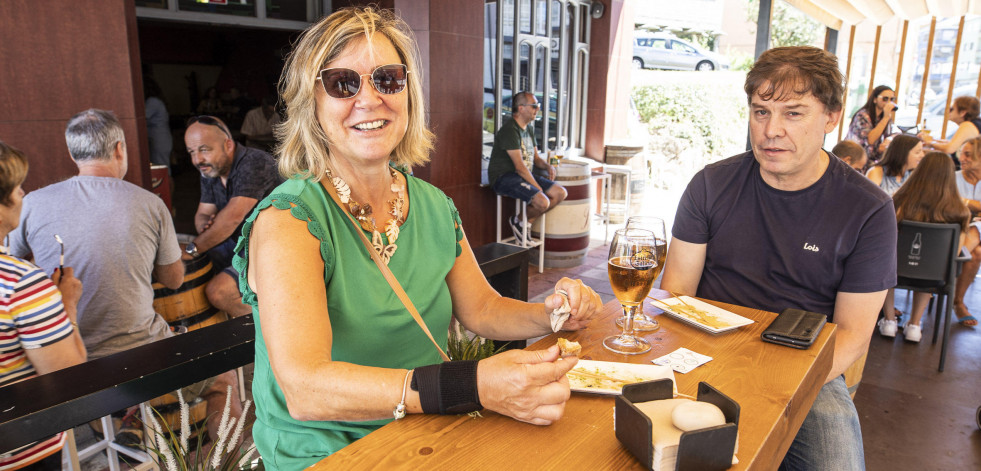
top-left (207, 237), bottom-right (237, 272)
top-left (779, 376), bottom-right (865, 471)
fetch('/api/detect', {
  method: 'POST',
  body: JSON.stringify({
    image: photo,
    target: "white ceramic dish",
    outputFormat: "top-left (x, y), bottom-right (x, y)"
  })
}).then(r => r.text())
top-left (567, 359), bottom-right (675, 395)
top-left (651, 296), bottom-right (754, 334)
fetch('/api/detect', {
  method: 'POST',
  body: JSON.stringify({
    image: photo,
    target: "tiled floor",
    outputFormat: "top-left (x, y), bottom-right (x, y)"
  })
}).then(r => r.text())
top-left (528, 226), bottom-right (981, 470)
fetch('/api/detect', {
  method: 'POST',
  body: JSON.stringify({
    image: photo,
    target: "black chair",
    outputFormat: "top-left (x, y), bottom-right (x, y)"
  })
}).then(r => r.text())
top-left (894, 221), bottom-right (969, 372)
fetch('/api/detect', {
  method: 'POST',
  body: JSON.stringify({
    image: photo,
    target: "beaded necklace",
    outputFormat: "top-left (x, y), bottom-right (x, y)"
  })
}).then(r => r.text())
top-left (326, 166), bottom-right (406, 264)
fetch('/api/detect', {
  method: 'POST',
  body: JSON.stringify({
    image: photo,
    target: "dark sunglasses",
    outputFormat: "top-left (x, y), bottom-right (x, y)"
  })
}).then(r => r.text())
top-left (316, 64), bottom-right (409, 99)
top-left (186, 115), bottom-right (232, 139)
top-left (520, 103), bottom-right (541, 109)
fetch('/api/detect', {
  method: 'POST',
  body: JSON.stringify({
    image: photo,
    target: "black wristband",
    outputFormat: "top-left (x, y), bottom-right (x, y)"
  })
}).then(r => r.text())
top-left (409, 361), bottom-right (482, 415)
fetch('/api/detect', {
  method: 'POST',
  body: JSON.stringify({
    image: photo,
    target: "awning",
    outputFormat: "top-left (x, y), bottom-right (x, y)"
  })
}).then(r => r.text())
top-left (789, 0), bottom-right (981, 28)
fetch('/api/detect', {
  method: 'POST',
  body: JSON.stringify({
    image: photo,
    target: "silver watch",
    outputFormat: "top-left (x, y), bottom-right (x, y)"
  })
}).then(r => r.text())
top-left (185, 242), bottom-right (199, 257)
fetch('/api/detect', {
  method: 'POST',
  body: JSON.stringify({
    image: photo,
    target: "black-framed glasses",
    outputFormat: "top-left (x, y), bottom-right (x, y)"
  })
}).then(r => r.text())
top-left (520, 103), bottom-right (541, 109)
top-left (315, 64), bottom-right (409, 99)
top-left (186, 115), bottom-right (232, 139)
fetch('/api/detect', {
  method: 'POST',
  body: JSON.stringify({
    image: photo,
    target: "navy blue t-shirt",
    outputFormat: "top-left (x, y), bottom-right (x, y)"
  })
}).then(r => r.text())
top-left (200, 143), bottom-right (283, 237)
top-left (671, 151), bottom-right (897, 322)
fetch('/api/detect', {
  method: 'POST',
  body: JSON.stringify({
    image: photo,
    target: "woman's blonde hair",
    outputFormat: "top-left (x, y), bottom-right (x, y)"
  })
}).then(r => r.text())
top-left (0, 141), bottom-right (29, 206)
top-left (276, 6), bottom-right (434, 180)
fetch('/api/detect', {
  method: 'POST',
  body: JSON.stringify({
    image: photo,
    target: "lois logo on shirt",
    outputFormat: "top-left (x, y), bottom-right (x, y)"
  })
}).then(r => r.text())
top-left (803, 243), bottom-right (820, 252)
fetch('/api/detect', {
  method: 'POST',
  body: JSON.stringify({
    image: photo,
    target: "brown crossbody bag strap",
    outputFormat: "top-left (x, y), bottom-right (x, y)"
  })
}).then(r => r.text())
top-left (321, 179), bottom-right (451, 362)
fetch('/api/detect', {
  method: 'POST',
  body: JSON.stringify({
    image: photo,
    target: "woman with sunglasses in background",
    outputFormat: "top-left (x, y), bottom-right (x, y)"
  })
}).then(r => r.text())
top-left (235, 7), bottom-right (601, 469)
top-left (0, 141), bottom-right (84, 470)
top-left (846, 85), bottom-right (897, 166)
top-left (866, 134), bottom-right (925, 196)
top-left (920, 95), bottom-right (981, 158)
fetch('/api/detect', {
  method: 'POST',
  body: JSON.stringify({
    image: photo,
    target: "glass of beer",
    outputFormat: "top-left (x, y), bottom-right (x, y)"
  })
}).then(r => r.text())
top-left (616, 216), bottom-right (667, 332)
top-left (604, 228), bottom-right (658, 354)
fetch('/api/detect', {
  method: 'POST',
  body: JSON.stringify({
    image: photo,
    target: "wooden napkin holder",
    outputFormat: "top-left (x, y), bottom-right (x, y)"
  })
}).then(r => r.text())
top-left (615, 379), bottom-right (740, 471)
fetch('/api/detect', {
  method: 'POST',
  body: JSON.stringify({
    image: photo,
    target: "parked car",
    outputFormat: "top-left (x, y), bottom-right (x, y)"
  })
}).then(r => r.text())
top-left (632, 34), bottom-right (729, 71)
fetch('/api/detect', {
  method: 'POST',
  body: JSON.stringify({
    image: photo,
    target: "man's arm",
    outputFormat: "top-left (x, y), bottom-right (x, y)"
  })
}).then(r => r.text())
top-left (827, 290), bottom-right (886, 383)
top-left (153, 259), bottom-right (185, 290)
top-left (506, 149), bottom-right (543, 191)
top-left (659, 238), bottom-right (706, 296)
top-left (192, 196), bottom-right (259, 253)
top-left (531, 148), bottom-right (556, 180)
top-left (195, 203), bottom-right (219, 234)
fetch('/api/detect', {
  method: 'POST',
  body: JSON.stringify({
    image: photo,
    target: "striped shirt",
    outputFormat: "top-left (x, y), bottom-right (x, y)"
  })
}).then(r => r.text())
top-left (0, 251), bottom-right (72, 469)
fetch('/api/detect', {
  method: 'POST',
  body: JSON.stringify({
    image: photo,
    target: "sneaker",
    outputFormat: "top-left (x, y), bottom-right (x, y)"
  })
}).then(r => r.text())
top-left (509, 215), bottom-right (526, 244)
top-left (878, 318), bottom-right (898, 338)
top-left (114, 408), bottom-right (143, 448)
top-left (904, 323), bottom-right (922, 343)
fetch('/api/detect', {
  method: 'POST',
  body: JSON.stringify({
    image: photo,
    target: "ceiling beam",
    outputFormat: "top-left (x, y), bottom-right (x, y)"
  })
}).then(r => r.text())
top-left (784, 0), bottom-right (843, 29)
top-left (810, 0), bottom-right (867, 24)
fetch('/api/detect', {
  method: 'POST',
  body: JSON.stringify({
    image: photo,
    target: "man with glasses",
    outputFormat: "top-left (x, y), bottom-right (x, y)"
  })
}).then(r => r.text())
top-left (661, 47), bottom-right (897, 470)
top-left (184, 115), bottom-right (283, 317)
top-left (487, 91), bottom-right (567, 243)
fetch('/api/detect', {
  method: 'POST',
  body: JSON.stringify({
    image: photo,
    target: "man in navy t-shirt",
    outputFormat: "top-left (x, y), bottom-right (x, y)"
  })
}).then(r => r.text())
top-left (662, 47), bottom-right (897, 471)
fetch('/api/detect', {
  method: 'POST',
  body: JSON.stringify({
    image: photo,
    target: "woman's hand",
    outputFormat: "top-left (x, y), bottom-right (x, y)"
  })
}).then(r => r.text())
top-left (882, 104), bottom-right (896, 123)
top-left (545, 277), bottom-right (601, 331)
top-left (51, 266), bottom-right (83, 319)
top-left (477, 345), bottom-right (577, 425)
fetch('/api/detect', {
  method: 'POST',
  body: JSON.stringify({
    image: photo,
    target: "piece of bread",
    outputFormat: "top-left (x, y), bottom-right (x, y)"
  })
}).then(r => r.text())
top-left (557, 338), bottom-right (582, 357)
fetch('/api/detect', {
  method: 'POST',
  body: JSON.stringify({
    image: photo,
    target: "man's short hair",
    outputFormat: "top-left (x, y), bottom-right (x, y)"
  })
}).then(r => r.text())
top-left (744, 46), bottom-right (844, 113)
top-left (513, 91), bottom-right (535, 110)
top-left (65, 109), bottom-right (126, 162)
top-left (832, 140), bottom-right (866, 163)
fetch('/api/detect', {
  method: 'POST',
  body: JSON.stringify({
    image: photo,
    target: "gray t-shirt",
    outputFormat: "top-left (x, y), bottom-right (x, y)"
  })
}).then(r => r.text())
top-left (7, 176), bottom-right (181, 359)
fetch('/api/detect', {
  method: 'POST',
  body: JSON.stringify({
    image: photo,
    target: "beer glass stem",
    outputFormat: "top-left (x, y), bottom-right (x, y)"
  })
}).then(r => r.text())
top-left (621, 304), bottom-right (637, 339)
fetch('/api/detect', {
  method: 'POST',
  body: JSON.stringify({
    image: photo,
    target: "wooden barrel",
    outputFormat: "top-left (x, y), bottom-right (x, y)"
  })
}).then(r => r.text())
top-left (530, 161), bottom-right (592, 268)
top-left (147, 393), bottom-right (209, 439)
top-left (90, 395), bottom-right (208, 444)
top-left (844, 350), bottom-right (868, 398)
top-left (152, 237), bottom-right (228, 332)
top-left (604, 144), bottom-right (645, 166)
top-left (608, 168), bottom-right (646, 224)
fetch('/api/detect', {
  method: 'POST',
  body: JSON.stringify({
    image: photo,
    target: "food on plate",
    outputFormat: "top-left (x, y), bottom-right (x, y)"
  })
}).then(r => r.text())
top-left (557, 338), bottom-right (581, 357)
top-left (669, 303), bottom-right (730, 329)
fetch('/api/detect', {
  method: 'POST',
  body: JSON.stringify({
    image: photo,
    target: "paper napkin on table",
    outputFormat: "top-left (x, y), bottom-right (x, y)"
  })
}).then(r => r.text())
top-left (652, 348), bottom-right (713, 374)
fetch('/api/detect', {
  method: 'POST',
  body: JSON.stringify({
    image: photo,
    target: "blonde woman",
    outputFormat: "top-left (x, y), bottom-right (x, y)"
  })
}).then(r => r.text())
top-left (236, 8), bottom-right (601, 469)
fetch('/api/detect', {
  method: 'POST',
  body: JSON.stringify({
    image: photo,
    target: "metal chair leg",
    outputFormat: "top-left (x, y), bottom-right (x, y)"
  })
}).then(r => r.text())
top-left (939, 290), bottom-right (954, 372)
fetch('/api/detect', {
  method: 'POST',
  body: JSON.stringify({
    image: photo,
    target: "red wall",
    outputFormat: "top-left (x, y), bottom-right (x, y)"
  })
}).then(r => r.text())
top-left (585, 0), bottom-right (635, 161)
top-left (0, 0), bottom-right (150, 192)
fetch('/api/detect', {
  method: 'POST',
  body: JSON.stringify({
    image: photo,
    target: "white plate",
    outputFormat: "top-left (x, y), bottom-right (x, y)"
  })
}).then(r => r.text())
top-left (651, 296), bottom-right (755, 334)
top-left (567, 359), bottom-right (675, 395)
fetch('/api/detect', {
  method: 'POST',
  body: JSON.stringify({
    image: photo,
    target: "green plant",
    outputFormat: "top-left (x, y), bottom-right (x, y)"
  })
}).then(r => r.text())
top-left (631, 77), bottom-right (749, 190)
top-left (447, 323), bottom-right (508, 361)
top-left (143, 387), bottom-right (258, 471)
top-left (746, 0), bottom-right (822, 48)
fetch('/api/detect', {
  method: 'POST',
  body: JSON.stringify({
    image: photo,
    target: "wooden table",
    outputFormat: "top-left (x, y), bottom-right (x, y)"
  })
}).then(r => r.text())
top-left (311, 291), bottom-right (836, 470)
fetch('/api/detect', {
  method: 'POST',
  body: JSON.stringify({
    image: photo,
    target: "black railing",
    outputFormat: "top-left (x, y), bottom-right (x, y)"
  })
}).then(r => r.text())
top-left (0, 242), bottom-right (529, 452)
top-left (0, 315), bottom-right (255, 452)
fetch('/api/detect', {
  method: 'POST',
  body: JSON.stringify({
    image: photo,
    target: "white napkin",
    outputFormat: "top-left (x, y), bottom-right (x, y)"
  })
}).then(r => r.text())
top-left (550, 289), bottom-right (571, 332)
top-left (652, 348), bottom-right (713, 374)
